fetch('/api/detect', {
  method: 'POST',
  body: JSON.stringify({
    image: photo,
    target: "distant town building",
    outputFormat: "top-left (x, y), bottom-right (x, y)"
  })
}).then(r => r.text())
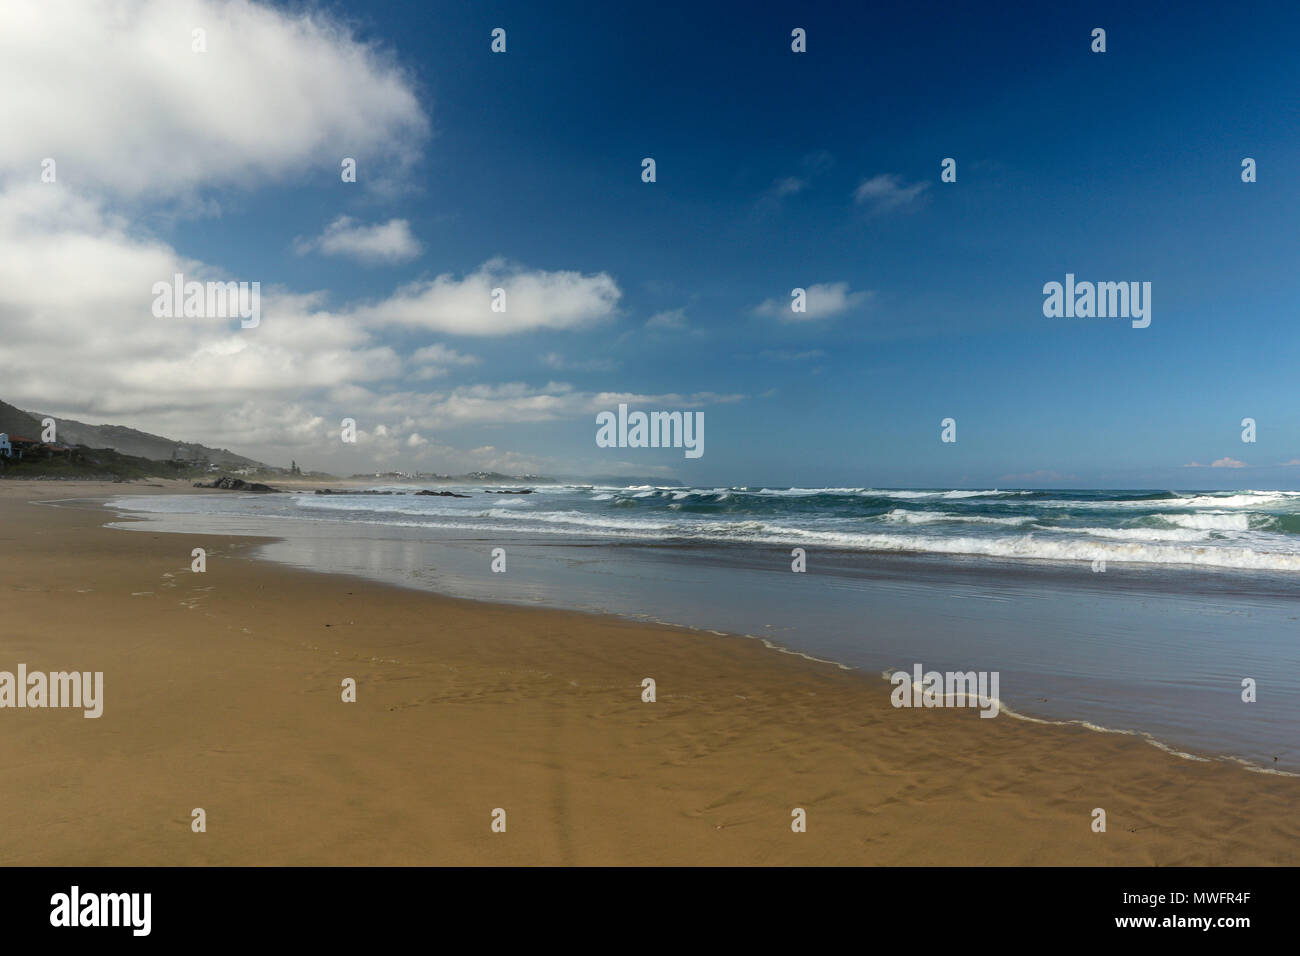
top-left (0, 435), bottom-right (38, 459)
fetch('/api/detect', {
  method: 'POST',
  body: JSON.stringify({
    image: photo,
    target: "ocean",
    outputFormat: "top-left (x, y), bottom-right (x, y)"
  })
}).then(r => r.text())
top-left (104, 485), bottom-right (1300, 773)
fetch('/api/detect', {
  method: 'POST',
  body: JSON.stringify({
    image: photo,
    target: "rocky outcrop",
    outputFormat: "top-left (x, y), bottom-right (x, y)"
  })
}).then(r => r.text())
top-left (194, 476), bottom-right (278, 492)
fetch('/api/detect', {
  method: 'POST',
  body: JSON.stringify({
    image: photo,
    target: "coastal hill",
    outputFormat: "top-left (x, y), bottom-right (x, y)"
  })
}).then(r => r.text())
top-left (0, 400), bottom-right (262, 468)
top-left (0, 399), bottom-right (556, 485)
top-left (0, 400), bottom-right (43, 439)
top-left (1, 397), bottom-right (271, 479)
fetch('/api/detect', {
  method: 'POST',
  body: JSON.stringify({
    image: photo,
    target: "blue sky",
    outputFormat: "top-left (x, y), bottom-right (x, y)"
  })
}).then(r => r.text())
top-left (4, 0), bottom-right (1299, 487)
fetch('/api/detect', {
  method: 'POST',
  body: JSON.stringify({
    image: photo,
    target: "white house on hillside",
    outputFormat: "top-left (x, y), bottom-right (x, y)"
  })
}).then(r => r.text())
top-left (0, 433), bottom-right (12, 458)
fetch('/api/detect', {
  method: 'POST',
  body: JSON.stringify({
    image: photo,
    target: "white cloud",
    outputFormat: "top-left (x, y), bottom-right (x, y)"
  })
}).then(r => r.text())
top-left (352, 257), bottom-right (621, 335)
top-left (295, 217), bottom-right (422, 264)
top-left (753, 282), bottom-right (872, 321)
top-left (0, 0), bottom-right (428, 199)
top-left (853, 173), bottom-right (929, 211)
top-left (0, 182), bottom-right (641, 464)
top-left (408, 344), bottom-right (479, 379)
top-left (410, 344), bottom-right (478, 366)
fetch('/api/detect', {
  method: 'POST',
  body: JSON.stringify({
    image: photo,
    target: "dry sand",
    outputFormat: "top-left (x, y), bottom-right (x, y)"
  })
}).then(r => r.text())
top-left (0, 478), bottom-right (1296, 865)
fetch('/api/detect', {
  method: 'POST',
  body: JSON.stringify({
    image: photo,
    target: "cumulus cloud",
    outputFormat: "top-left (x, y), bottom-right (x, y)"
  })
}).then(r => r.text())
top-left (853, 173), bottom-right (929, 211)
top-left (352, 258), bottom-right (621, 335)
top-left (408, 344), bottom-right (479, 379)
top-left (295, 217), bottom-right (421, 264)
top-left (753, 282), bottom-right (872, 321)
top-left (0, 192), bottom-right (630, 429)
top-left (0, 0), bottom-right (428, 199)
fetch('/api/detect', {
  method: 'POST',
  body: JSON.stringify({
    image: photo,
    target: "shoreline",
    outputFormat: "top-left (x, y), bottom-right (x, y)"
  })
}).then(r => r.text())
top-left (79, 488), bottom-right (1300, 779)
top-left (1, 479), bottom-right (1297, 865)
top-left (100, 488), bottom-right (1300, 777)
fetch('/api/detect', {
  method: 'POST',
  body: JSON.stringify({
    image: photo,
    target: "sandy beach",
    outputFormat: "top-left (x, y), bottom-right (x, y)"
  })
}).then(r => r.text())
top-left (0, 479), bottom-right (1296, 866)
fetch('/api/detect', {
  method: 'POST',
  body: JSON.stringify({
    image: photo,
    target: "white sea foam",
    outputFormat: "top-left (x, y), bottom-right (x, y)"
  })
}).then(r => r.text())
top-left (111, 486), bottom-right (1300, 572)
top-left (880, 508), bottom-right (1034, 527)
top-left (1159, 512), bottom-right (1251, 531)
